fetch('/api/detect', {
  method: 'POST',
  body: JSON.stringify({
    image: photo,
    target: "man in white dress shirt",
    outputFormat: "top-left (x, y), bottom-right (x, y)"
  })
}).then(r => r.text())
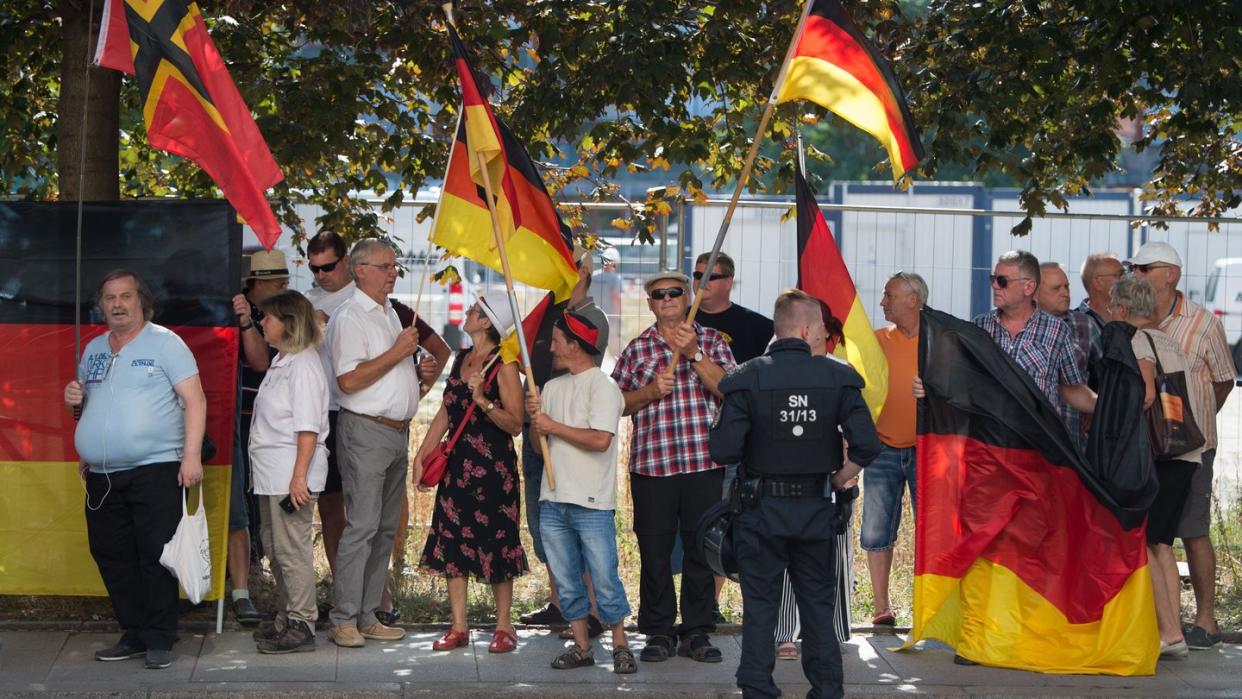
top-left (324, 238), bottom-right (421, 647)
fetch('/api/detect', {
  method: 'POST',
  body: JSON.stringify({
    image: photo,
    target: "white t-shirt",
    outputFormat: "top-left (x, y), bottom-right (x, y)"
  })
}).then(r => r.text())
top-left (249, 348), bottom-right (330, 494)
top-left (539, 367), bottom-right (624, 510)
top-left (326, 287), bottom-right (419, 421)
top-left (306, 280), bottom-right (356, 410)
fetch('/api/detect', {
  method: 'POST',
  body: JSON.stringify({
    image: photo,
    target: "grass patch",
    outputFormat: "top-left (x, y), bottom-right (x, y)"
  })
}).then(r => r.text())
top-left (2, 403), bottom-right (1236, 633)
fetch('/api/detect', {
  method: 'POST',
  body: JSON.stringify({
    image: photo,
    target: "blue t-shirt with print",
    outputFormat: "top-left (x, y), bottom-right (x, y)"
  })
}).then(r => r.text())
top-left (75, 323), bottom-right (200, 472)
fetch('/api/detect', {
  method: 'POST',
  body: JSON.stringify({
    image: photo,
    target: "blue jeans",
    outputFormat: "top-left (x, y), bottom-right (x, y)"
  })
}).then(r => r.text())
top-left (860, 444), bottom-right (916, 552)
top-left (521, 425), bottom-right (546, 562)
top-left (539, 501), bottom-right (631, 625)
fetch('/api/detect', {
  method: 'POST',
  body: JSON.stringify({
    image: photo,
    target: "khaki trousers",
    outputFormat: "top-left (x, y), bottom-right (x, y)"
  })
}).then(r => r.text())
top-left (258, 493), bottom-right (320, 626)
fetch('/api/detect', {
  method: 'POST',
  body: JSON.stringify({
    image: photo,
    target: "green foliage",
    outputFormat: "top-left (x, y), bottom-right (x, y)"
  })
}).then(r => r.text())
top-left (2, 0), bottom-right (1239, 246)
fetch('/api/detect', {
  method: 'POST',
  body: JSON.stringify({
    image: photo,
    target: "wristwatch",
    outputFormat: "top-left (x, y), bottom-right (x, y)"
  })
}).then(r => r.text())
top-left (239, 320), bottom-right (253, 330)
top-left (692, 349), bottom-right (705, 364)
top-left (484, 401), bottom-right (496, 413)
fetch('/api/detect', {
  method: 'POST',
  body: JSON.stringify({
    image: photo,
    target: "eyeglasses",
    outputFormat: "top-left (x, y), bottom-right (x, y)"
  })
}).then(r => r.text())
top-left (309, 258), bottom-right (341, 275)
top-left (1128, 263), bottom-right (1172, 274)
top-left (990, 274), bottom-right (1030, 289)
top-left (649, 287), bottom-right (686, 301)
top-left (359, 262), bottom-right (397, 273)
top-left (692, 271), bottom-right (731, 282)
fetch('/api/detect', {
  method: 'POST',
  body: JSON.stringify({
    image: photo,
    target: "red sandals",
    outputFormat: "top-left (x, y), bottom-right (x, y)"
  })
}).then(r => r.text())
top-left (432, 628), bottom-right (469, 651)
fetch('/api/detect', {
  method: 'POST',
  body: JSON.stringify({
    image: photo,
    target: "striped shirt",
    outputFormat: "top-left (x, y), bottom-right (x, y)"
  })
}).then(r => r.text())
top-left (1060, 310), bottom-right (1103, 451)
top-left (611, 323), bottom-right (736, 477)
top-left (973, 307), bottom-right (1086, 413)
top-left (1157, 292), bottom-right (1233, 449)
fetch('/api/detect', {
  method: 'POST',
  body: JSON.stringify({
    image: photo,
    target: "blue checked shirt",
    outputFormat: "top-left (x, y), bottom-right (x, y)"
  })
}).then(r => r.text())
top-left (973, 307), bottom-right (1087, 417)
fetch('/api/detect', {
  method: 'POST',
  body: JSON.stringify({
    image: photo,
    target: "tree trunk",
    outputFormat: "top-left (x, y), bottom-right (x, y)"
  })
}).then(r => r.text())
top-left (57, 0), bottom-right (120, 201)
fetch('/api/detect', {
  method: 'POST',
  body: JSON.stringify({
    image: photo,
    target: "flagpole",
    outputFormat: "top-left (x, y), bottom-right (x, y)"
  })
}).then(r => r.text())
top-left (416, 105), bottom-right (465, 320)
top-left (669, 0), bottom-right (815, 370)
top-left (470, 148), bottom-right (558, 491)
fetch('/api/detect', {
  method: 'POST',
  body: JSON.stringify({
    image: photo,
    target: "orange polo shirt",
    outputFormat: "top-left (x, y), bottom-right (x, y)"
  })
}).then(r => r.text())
top-left (874, 325), bottom-right (918, 448)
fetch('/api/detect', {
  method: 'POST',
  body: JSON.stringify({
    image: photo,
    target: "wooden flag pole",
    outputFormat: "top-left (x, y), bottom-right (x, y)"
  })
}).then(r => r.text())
top-left (442, 1), bottom-right (555, 490)
top-left (471, 147), bottom-right (558, 491)
top-left (667, 0), bottom-right (815, 372)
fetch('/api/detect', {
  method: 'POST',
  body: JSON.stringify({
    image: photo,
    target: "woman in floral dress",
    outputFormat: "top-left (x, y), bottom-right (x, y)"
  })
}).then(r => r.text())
top-left (416, 294), bottom-right (528, 653)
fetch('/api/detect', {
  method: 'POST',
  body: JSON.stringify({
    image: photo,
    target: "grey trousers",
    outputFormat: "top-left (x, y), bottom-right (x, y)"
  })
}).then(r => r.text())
top-left (259, 493), bottom-right (319, 626)
top-left (329, 411), bottom-right (409, 629)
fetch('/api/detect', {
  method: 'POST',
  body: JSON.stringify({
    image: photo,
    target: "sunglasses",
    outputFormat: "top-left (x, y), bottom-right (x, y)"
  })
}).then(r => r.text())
top-left (692, 271), bottom-right (731, 282)
top-left (309, 258), bottom-right (341, 274)
top-left (990, 274), bottom-right (1030, 289)
top-left (1127, 263), bottom-right (1172, 274)
top-left (649, 287), bottom-right (686, 301)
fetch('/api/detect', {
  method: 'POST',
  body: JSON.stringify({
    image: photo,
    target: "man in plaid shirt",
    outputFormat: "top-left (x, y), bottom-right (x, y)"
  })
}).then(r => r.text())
top-left (612, 270), bottom-right (736, 664)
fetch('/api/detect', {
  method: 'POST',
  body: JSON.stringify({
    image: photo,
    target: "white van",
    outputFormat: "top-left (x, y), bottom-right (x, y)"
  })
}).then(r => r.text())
top-left (1202, 257), bottom-right (1242, 372)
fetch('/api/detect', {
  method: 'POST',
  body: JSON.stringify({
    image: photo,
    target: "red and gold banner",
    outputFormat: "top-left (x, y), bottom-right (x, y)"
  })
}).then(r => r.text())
top-left (777, 0), bottom-right (924, 180)
top-left (0, 201), bottom-right (241, 600)
top-left (431, 25), bottom-right (578, 302)
top-left (907, 308), bottom-right (1158, 675)
top-left (796, 166), bottom-right (887, 419)
top-left (95, 0), bottom-right (284, 249)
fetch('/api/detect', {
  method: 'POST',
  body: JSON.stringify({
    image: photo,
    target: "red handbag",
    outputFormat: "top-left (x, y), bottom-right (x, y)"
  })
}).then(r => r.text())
top-left (419, 358), bottom-right (502, 487)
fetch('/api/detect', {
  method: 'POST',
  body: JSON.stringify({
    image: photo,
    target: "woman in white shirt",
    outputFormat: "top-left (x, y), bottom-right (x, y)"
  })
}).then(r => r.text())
top-left (1109, 276), bottom-right (1201, 660)
top-left (250, 290), bottom-right (330, 654)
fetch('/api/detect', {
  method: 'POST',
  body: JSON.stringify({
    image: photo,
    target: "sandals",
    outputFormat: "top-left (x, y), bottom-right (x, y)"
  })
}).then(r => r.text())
top-left (550, 644), bottom-right (595, 669)
top-left (871, 608), bottom-right (896, 626)
top-left (612, 645), bottom-right (637, 674)
top-left (677, 634), bottom-right (723, 663)
top-left (639, 634), bottom-right (674, 662)
top-left (776, 642), bottom-right (800, 660)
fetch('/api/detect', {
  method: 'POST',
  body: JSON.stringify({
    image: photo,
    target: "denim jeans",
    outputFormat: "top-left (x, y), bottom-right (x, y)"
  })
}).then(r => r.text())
top-left (539, 501), bottom-right (631, 625)
top-left (860, 444), bottom-right (916, 552)
top-left (521, 425), bottom-right (546, 562)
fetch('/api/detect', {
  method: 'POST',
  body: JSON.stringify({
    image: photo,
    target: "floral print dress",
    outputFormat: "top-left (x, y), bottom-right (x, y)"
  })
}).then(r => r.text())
top-left (419, 348), bottom-right (528, 583)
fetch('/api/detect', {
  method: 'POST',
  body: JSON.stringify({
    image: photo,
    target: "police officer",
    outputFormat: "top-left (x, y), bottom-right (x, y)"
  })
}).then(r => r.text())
top-left (709, 288), bottom-right (881, 699)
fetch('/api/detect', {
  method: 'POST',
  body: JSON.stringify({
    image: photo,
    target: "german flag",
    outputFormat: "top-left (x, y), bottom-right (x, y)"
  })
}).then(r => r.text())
top-left (796, 166), bottom-right (887, 420)
top-left (431, 25), bottom-right (578, 302)
top-left (776, 0), bottom-right (924, 180)
top-left (94, 0), bottom-right (284, 250)
top-left (906, 308), bottom-right (1159, 675)
top-left (0, 200), bottom-right (238, 600)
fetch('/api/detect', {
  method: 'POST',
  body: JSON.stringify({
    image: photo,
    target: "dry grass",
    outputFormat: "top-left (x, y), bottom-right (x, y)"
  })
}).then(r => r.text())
top-left (1, 393), bottom-right (1231, 634)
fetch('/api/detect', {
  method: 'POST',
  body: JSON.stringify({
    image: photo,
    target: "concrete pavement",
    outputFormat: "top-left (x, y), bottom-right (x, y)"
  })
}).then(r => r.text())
top-left (0, 628), bottom-right (1238, 698)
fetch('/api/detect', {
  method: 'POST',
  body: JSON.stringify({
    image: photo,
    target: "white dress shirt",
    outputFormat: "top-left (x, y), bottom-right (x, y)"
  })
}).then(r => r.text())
top-left (249, 348), bottom-right (330, 495)
top-left (326, 286), bottom-right (419, 421)
top-left (306, 280), bottom-right (357, 410)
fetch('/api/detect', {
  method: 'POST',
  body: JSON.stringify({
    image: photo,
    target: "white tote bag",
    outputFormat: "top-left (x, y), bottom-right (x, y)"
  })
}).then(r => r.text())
top-left (159, 484), bottom-right (212, 604)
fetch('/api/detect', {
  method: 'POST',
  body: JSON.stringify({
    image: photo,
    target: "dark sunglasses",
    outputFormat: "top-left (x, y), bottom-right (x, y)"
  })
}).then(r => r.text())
top-left (309, 258), bottom-right (341, 275)
top-left (692, 271), bottom-right (731, 282)
top-left (1127, 263), bottom-right (1171, 274)
top-left (649, 287), bottom-right (686, 301)
top-left (990, 274), bottom-right (1030, 289)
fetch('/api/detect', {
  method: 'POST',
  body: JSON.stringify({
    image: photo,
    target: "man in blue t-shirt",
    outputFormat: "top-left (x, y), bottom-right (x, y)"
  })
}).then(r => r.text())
top-left (64, 270), bottom-right (207, 670)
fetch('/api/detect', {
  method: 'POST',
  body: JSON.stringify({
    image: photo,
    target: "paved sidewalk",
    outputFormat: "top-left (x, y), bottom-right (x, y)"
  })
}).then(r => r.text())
top-left (0, 628), bottom-right (1238, 698)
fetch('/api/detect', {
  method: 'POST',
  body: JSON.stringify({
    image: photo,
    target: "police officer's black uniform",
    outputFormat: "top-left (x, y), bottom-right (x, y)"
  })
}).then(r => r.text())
top-left (709, 337), bottom-right (881, 699)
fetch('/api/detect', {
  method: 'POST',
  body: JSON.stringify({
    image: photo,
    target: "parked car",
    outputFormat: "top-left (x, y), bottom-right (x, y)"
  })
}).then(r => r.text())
top-left (1202, 257), bottom-right (1242, 373)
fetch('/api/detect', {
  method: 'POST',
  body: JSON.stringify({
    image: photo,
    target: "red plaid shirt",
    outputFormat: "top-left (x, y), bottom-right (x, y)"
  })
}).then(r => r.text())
top-left (611, 322), bottom-right (736, 477)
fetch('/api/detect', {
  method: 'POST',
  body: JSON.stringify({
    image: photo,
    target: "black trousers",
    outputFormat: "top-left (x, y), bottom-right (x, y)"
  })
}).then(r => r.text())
top-left (629, 468), bottom-right (723, 639)
top-left (734, 495), bottom-right (842, 699)
top-left (85, 461), bottom-right (183, 651)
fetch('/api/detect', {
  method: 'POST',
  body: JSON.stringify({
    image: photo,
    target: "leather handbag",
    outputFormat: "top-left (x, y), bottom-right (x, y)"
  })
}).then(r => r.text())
top-left (419, 357), bottom-right (502, 487)
top-left (1142, 331), bottom-right (1206, 460)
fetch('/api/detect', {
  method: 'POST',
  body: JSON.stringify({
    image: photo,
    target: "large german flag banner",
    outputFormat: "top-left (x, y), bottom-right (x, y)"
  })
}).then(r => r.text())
top-left (796, 166), bottom-right (887, 419)
top-left (776, 0), bottom-right (923, 180)
top-left (431, 25), bottom-right (578, 302)
top-left (94, 0), bottom-right (284, 250)
top-left (907, 308), bottom-right (1158, 675)
top-left (0, 201), bottom-right (238, 600)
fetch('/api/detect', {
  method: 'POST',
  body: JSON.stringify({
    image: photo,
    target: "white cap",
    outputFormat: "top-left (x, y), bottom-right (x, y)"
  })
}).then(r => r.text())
top-left (1127, 241), bottom-right (1182, 268)
top-left (600, 247), bottom-right (620, 265)
top-left (476, 293), bottom-right (516, 335)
